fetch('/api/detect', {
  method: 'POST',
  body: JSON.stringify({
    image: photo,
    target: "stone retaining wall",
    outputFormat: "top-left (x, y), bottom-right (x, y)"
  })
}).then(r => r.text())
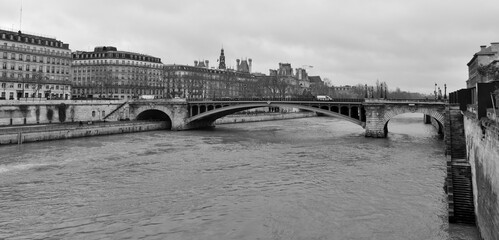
top-left (0, 121), bottom-right (167, 145)
top-left (464, 112), bottom-right (499, 240)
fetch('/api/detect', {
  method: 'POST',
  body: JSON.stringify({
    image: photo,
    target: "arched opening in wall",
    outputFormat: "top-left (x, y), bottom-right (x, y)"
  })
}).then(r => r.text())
top-left (340, 106), bottom-right (349, 116)
top-left (215, 105), bottom-right (222, 109)
top-left (207, 105), bottom-right (214, 111)
top-left (136, 110), bottom-right (172, 130)
top-left (331, 106), bottom-right (339, 113)
top-left (191, 106), bottom-right (199, 116)
top-left (200, 105), bottom-right (207, 113)
top-left (383, 113), bottom-right (443, 139)
top-left (351, 106), bottom-right (359, 120)
top-left (360, 107), bottom-right (366, 122)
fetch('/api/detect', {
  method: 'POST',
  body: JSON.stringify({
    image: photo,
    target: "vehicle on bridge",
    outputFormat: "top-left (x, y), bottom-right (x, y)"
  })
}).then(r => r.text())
top-left (139, 95), bottom-right (156, 100)
top-left (316, 95), bottom-right (333, 101)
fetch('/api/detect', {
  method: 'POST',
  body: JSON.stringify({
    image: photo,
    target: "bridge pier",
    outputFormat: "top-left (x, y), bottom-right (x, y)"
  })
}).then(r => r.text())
top-left (364, 105), bottom-right (388, 138)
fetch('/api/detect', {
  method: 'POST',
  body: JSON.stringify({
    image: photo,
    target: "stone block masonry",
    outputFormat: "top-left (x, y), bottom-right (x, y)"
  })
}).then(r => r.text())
top-left (464, 112), bottom-right (499, 240)
top-left (0, 121), bottom-right (167, 145)
top-left (0, 100), bottom-right (125, 126)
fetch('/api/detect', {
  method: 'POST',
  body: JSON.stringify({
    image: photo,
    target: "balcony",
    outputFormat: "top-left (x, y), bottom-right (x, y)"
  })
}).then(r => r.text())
top-left (0, 45), bottom-right (71, 58)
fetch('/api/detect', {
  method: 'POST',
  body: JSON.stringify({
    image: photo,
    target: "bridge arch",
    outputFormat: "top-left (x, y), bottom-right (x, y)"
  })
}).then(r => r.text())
top-left (136, 109), bottom-right (173, 130)
top-left (381, 107), bottom-right (445, 135)
top-left (187, 103), bottom-right (365, 128)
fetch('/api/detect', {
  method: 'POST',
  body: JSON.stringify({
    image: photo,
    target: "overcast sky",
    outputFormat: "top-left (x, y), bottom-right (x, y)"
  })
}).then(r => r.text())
top-left (1, 0), bottom-right (499, 93)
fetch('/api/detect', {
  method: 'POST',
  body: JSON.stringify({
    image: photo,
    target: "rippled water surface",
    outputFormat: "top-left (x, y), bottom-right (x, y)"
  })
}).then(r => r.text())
top-left (0, 114), bottom-right (479, 239)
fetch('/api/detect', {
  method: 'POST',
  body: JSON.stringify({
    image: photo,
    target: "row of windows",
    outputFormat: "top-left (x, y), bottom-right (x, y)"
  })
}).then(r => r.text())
top-left (1, 72), bottom-right (69, 82)
top-left (1, 51), bottom-right (70, 65)
top-left (1, 32), bottom-right (67, 49)
top-left (73, 53), bottom-right (160, 63)
top-left (73, 59), bottom-right (162, 68)
top-left (2, 63), bottom-right (70, 74)
top-left (73, 88), bottom-right (163, 95)
top-left (0, 42), bottom-right (71, 58)
top-left (73, 66), bottom-right (161, 75)
top-left (0, 82), bottom-right (69, 90)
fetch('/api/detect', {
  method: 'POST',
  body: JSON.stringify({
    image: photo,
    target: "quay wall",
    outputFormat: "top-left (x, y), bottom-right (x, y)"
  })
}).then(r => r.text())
top-left (0, 100), bottom-right (124, 126)
top-left (464, 112), bottom-right (499, 240)
top-left (0, 121), bottom-right (167, 145)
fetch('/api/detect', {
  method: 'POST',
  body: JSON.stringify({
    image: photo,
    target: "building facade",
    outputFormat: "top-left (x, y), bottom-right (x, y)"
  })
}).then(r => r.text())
top-left (0, 29), bottom-right (72, 100)
top-left (467, 43), bottom-right (499, 89)
top-left (262, 63), bottom-right (310, 98)
top-left (71, 46), bottom-right (163, 99)
top-left (163, 64), bottom-right (260, 99)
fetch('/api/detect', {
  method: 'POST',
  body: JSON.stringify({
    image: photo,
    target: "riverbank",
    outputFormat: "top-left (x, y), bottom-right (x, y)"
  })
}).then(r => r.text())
top-left (0, 121), bottom-right (167, 145)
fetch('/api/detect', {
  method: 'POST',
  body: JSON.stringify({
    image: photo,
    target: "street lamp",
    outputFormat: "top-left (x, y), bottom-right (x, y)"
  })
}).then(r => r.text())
top-left (434, 83), bottom-right (437, 100)
top-left (444, 84), bottom-right (447, 100)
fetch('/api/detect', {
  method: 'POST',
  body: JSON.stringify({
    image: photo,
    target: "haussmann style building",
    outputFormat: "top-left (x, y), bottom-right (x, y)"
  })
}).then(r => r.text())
top-left (71, 46), bottom-right (164, 99)
top-left (0, 29), bottom-right (72, 100)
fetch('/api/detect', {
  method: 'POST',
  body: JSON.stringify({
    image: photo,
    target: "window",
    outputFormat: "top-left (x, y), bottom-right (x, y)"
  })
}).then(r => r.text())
top-left (92, 111), bottom-right (95, 117)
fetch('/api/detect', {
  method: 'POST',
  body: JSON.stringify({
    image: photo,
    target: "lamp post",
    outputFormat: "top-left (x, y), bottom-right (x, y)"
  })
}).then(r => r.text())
top-left (444, 84), bottom-right (447, 100)
top-left (434, 83), bottom-right (437, 100)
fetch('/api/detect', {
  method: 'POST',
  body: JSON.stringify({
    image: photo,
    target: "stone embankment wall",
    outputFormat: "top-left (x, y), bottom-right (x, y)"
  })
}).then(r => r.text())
top-left (215, 112), bottom-right (317, 124)
top-left (464, 112), bottom-right (499, 240)
top-left (0, 121), bottom-right (166, 145)
top-left (0, 100), bottom-right (124, 126)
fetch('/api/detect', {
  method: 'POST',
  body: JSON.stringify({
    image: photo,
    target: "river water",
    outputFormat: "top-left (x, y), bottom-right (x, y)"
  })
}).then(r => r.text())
top-left (0, 114), bottom-right (480, 240)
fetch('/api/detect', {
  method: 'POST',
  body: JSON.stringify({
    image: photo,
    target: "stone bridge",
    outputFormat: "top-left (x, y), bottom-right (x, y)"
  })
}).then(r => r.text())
top-left (0, 98), bottom-right (446, 138)
top-left (123, 98), bottom-right (447, 138)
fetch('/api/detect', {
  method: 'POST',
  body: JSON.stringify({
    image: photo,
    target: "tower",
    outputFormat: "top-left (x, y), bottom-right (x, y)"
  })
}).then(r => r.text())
top-left (218, 48), bottom-right (226, 69)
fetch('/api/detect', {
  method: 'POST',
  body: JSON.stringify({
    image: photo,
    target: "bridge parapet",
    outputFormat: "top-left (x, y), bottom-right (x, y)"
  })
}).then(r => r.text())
top-left (364, 98), bottom-right (448, 105)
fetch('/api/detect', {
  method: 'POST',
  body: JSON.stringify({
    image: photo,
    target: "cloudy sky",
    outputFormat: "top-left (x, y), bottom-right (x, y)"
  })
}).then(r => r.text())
top-left (1, 0), bottom-right (499, 93)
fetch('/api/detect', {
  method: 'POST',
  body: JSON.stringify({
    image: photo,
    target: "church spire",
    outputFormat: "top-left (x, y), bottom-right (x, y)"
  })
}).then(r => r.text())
top-left (218, 48), bottom-right (226, 70)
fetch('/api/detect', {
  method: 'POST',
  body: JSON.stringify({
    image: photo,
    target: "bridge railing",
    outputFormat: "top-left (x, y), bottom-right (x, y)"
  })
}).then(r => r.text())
top-left (366, 98), bottom-right (448, 103)
top-left (186, 97), bottom-right (365, 102)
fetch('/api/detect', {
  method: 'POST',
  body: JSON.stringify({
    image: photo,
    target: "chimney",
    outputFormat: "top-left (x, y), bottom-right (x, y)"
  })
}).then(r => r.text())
top-left (194, 60), bottom-right (198, 67)
top-left (236, 59), bottom-right (240, 71)
top-left (248, 58), bottom-right (252, 73)
top-left (205, 60), bottom-right (209, 68)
